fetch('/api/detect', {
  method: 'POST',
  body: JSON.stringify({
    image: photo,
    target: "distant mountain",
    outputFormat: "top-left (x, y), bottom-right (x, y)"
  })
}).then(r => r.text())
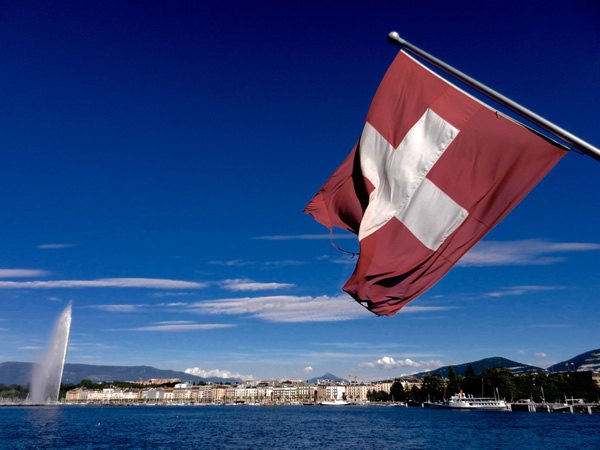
top-left (307, 372), bottom-right (348, 384)
top-left (413, 357), bottom-right (543, 379)
top-left (547, 349), bottom-right (600, 373)
top-left (0, 362), bottom-right (240, 385)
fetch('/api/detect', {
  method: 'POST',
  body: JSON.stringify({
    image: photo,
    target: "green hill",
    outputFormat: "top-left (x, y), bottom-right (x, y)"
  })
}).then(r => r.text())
top-left (547, 349), bottom-right (600, 373)
top-left (413, 357), bottom-right (542, 379)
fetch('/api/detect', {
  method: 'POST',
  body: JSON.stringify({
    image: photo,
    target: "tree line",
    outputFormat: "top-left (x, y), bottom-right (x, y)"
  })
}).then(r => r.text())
top-left (368, 367), bottom-right (600, 403)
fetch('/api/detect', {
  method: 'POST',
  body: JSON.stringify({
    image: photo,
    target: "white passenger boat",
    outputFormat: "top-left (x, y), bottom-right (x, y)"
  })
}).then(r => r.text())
top-left (445, 391), bottom-right (509, 411)
top-left (319, 400), bottom-right (350, 406)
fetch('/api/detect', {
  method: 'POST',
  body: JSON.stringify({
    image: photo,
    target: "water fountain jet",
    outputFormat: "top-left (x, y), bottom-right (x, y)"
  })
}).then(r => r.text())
top-left (28, 302), bottom-right (72, 404)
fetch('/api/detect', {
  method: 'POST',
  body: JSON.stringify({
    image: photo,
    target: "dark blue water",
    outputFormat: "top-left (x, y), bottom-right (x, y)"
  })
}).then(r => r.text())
top-left (0, 405), bottom-right (598, 449)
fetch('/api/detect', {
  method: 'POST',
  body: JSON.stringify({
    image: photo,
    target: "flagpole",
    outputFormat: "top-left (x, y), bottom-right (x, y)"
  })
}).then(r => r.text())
top-left (387, 31), bottom-right (600, 162)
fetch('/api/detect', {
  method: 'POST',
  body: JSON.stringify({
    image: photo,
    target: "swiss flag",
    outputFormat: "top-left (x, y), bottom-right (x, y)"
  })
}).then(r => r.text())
top-left (305, 51), bottom-right (566, 316)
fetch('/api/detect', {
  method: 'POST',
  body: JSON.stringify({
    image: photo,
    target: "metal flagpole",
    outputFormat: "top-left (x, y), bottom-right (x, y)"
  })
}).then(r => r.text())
top-left (387, 31), bottom-right (600, 162)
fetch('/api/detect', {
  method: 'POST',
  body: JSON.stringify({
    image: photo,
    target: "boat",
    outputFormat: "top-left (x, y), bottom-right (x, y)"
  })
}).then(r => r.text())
top-left (445, 391), bottom-right (509, 411)
top-left (319, 400), bottom-right (350, 406)
top-left (427, 391), bottom-right (509, 411)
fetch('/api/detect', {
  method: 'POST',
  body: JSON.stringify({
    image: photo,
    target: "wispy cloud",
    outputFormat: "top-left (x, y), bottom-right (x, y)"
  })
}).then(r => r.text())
top-left (89, 304), bottom-right (146, 312)
top-left (525, 323), bottom-right (572, 329)
top-left (37, 243), bottom-right (75, 249)
top-left (316, 255), bottom-right (357, 265)
top-left (486, 285), bottom-right (563, 298)
top-left (186, 294), bottom-right (371, 322)
top-left (185, 367), bottom-right (253, 381)
top-left (535, 352), bottom-right (547, 358)
top-left (359, 356), bottom-right (444, 369)
top-left (0, 269), bottom-right (49, 278)
top-left (67, 341), bottom-right (116, 352)
top-left (208, 259), bottom-right (254, 267)
top-left (221, 278), bottom-right (295, 292)
top-left (151, 292), bottom-right (199, 298)
top-left (254, 234), bottom-right (356, 241)
top-left (208, 259), bottom-right (305, 269)
top-left (459, 240), bottom-right (600, 267)
top-left (183, 295), bottom-right (455, 323)
top-left (128, 323), bottom-right (235, 332)
top-left (18, 345), bottom-right (43, 351)
top-left (0, 278), bottom-right (206, 289)
top-left (303, 366), bottom-right (313, 374)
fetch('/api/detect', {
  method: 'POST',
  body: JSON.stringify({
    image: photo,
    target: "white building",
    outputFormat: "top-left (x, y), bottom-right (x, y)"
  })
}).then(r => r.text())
top-left (142, 388), bottom-right (165, 401)
top-left (325, 385), bottom-right (345, 401)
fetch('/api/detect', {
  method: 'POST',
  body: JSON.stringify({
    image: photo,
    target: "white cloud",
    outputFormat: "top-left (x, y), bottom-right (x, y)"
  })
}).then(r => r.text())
top-left (0, 269), bottom-right (49, 278)
top-left (255, 234), bottom-right (356, 241)
top-left (183, 295), bottom-right (455, 323)
top-left (18, 345), bottom-right (43, 351)
top-left (0, 278), bottom-right (206, 289)
top-left (526, 323), bottom-right (571, 329)
top-left (316, 255), bottom-right (356, 265)
top-left (67, 341), bottom-right (116, 352)
top-left (209, 259), bottom-right (305, 268)
top-left (486, 285), bottom-right (562, 298)
top-left (262, 260), bottom-right (305, 268)
top-left (129, 323), bottom-right (235, 332)
top-left (535, 352), bottom-right (547, 358)
top-left (221, 278), bottom-right (295, 292)
top-left (89, 304), bottom-right (145, 312)
top-left (209, 259), bottom-right (254, 267)
top-left (151, 292), bottom-right (198, 298)
top-left (37, 243), bottom-right (75, 249)
top-left (360, 356), bottom-right (444, 369)
top-left (459, 240), bottom-right (600, 267)
top-left (303, 366), bottom-right (313, 374)
top-left (186, 294), bottom-right (371, 322)
top-left (185, 367), bottom-right (253, 381)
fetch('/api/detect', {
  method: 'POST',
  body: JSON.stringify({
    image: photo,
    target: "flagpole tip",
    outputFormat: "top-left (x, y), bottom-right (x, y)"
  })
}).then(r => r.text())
top-left (387, 31), bottom-right (405, 46)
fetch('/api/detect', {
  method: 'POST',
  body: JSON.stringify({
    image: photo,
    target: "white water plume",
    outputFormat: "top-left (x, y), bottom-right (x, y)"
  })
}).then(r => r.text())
top-left (28, 303), bottom-right (72, 404)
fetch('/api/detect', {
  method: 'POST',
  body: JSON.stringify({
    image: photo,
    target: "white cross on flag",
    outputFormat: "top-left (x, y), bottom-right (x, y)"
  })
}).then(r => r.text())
top-left (305, 51), bottom-right (566, 316)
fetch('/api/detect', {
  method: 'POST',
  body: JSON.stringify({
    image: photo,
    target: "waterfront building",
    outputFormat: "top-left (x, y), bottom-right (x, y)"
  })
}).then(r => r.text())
top-left (142, 388), bottom-right (165, 401)
top-left (173, 384), bottom-right (193, 402)
top-left (163, 388), bottom-right (174, 402)
top-left (64, 376), bottom-right (424, 405)
top-left (65, 387), bottom-right (87, 403)
top-left (121, 389), bottom-right (141, 402)
top-left (101, 388), bottom-right (115, 403)
top-left (197, 384), bottom-right (213, 403)
top-left (234, 386), bottom-right (258, 403)
top-left (272, 386), bottom-right (297, 403)
top-left (399, 377), bottom-right (422, 391)
top-left (296, 384), bottom-right (317, 402)
top-left (324, 385), bottom-right (345, 401)
top-left (345, 384), bottom-right (370, 402)
top-left (85, 390), bottom-right (103, 402)
top-left (212, 385), bottom-right (227, 403)
top-left (373, 380), bottom-right (393, 394)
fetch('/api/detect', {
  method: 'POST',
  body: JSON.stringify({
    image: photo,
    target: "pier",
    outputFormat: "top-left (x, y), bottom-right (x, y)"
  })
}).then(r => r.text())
top-left (510, 399), bottom-right (599, 414)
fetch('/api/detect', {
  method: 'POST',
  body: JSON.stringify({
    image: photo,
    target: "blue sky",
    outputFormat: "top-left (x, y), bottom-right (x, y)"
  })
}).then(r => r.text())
top-left (0, 1), bottom-right (598, 381)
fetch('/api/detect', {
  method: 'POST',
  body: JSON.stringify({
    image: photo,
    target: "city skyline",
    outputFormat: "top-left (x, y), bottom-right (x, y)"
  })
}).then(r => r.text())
top-left (0, 1), bottom-right (598, 381)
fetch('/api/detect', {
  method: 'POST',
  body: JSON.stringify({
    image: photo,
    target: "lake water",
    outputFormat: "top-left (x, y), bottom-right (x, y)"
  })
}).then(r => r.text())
top-left (1, 405), bottom-right (598, 449)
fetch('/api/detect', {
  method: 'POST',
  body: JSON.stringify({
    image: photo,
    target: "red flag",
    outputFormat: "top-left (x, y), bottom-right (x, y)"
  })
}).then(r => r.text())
top-left (305, 51), bottom-right (566, 316)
